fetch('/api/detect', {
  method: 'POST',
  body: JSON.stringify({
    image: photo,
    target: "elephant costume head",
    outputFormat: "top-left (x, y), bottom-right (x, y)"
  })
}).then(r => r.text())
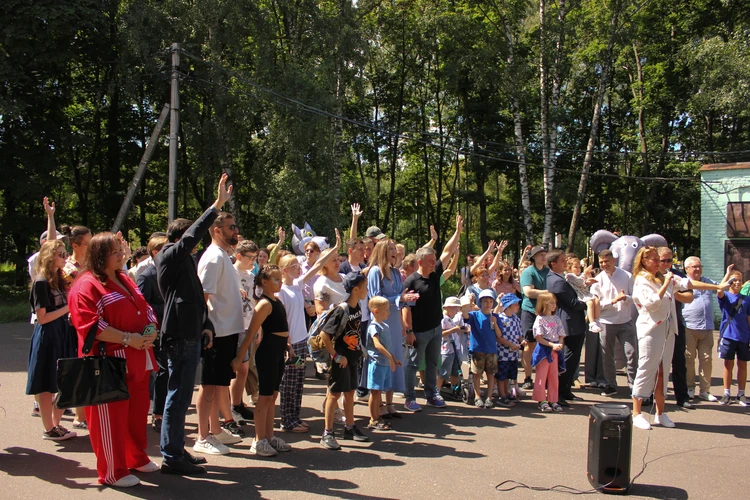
top-left (291, 222), bottom-right (329, 256)
top-left (589, 230), bottom-right (669, 273)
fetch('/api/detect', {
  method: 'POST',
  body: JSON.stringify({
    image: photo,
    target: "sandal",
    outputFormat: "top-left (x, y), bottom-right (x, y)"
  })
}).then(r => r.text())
top-left (386, 405), bottom-right (402, 418)
top-left (286, 424), bottom-right (309, 433)
top-left (539, 401), bottom-right (552, 413)
top-left (367, 419), bottom-right (392, 430)
top-left (551, 402), bottom-right (564, 412)
top-left (73, 420), bottom-right (88, 430)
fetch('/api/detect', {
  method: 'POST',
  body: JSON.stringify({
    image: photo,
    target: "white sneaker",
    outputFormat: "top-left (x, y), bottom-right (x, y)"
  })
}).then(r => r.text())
top-left (334, 408), bottom-right (347, 425)
top-left (215, 428), bottom-right (242, 445)
top-left (514, 386), bottom-right (526, 398)
top-left (111, 474), bottom-right (140, 488)
top-left (654, 413), bottom-right (675, 428)
top-left (698, 392), bottom-right (718, 402)
top-left (134, 461), bottom-right (160, 473)
top-left (251, 438), bottom-right (277, 457)
top-left (588, 321), bottom-right (602, 333)
top-left (687, 388), bottom-right (695, 399)
top-left (269, 435), bottom-right (291, 452)
top-left (633, 413), bottom-right (651, 430)
top-left (193, 434), bottom-right (230, 455)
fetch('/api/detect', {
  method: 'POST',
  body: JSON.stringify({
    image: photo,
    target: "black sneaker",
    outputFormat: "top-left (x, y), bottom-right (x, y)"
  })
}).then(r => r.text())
top-left (232, 403), bottom-right (254, 421)
top-left (343, 425), bottom-right (369, 442)
top-left (720, 394), bottom-right (732, 405)
top-left (601, 386), bottom-right (617, 397)
top-left (161, 457), bottom-right (206, 476)
top-left (521, 378), bottom-right (534, 390)
top-left (221, 420), bottom-right (246, 437)
top-left (184, 449), bottom-right (207, 465)
top-left (152, 417), bottom-right (162, 432)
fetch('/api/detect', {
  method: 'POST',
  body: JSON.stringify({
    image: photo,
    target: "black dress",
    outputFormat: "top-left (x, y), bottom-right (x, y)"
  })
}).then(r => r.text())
top-left (26, 278), bottom-right (76, 395)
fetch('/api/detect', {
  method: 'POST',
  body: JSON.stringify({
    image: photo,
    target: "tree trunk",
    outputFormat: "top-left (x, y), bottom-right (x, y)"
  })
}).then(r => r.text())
top-left (567, 1), bottom-right (620, 249)
top-left (539, 0), bottom-right (552, 246)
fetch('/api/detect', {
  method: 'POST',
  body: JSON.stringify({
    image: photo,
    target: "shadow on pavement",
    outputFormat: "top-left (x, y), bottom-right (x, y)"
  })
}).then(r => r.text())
top-left (1, 447), bottom-right (100, 490)
top-left (673, 421), bottom-right (750, 439)
top-left (628, 482), bottom-right (689, 499)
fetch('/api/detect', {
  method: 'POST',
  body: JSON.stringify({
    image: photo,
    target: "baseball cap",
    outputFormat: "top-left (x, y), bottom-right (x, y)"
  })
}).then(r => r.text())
top-left (40, 230), bottom-right (65, 245)
top-left (528, 245), bottom-right (547, 258)
top-left (365, 226), bottom-right (386, 240)
top-left (500, 293), bottom-right (521, 309)
top-left (343, 272), bottom-right (366, 293)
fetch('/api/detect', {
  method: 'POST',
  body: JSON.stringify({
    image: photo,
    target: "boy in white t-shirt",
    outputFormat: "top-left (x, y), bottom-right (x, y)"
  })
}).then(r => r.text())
top-left (234, 240), bottom-right (260, 409)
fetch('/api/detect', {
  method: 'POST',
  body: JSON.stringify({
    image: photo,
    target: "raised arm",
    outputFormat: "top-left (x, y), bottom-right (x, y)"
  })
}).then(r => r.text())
top-left (471, 240), bottom-right (496, 274)
top-left (349, 203), bottom-right (362, 240)
top-left (423, 225), bottom-right (438, 249)
top-left (443, 245), bottom-right (460, 280)
top-left (440, 214), bottom-right (464, 269)
top-left (488, 240), bottom-right (507, 274)
top-left (43, 197), bottom-right (56, 242)
top-left (301, 228), bottom-right (341, 284)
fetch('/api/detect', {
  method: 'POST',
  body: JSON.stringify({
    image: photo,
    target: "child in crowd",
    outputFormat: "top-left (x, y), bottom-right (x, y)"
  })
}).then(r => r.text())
top-left (495, 294), bottom-right (523, 407)
top-left (462, 289), bottom-right (503, 408)
top-left (277, 230), bottom-right (340, 433)
top-left (232, 265), bottom-right (294, 457)
top-left (531, 292), bottom-right (566, 413)
top-left (319, 273), bottom-right (370, 450)
top-left (438, 297), bottom-right (464, 391)
top-left (365, 296), bottom-right (400, 430)
top-left (717, 269), bottom-right (750, 406)
top-left (564, 255), bottom-right (602, 333)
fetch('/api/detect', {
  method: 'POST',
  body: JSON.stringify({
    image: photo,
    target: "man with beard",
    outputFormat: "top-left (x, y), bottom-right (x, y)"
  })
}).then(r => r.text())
top-left (194, 212), bottom-right (246, 455)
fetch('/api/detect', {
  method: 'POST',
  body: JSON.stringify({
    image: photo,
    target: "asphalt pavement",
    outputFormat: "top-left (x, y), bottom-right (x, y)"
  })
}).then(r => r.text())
top-left (1, 322), bottom-right (748, 499)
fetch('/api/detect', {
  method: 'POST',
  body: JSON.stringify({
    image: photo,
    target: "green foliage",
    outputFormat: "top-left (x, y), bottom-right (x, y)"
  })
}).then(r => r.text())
top-left (2, 0), bottom-right (749, 283)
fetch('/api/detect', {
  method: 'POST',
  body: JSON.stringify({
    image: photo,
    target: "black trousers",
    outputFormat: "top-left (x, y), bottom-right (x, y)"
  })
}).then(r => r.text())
top-left (670, 322), bottom-right (689, 404)
top-left (559, 334), bottom-right (586, 397)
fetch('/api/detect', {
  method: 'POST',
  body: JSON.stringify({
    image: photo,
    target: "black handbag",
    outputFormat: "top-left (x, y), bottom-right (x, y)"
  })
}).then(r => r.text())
top-left (55, 321), bottom-right (129, 409)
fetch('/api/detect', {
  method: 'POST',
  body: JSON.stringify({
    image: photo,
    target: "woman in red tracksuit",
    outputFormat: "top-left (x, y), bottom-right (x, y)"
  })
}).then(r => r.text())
top-left (69, 232), bottom-right (158, 488)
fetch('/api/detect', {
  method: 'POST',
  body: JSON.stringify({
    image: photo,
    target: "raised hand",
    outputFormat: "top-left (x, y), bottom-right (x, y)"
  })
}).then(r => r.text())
top-left (277, 226), bottom-right (286, 244)
top-left (430, 225), bottom-right (438, 241)
top-left (43, 197), bottom-right (55, 217)
top-left (351, 203), bottom-right (363, 218)
top-left (498, 240), bottom-right (508, 253)
top-left (334, 227), bottom-right (341, 249)
top-left (455, 214), bottom-right (464, 230)
top-left (216, 173), bottom-right (233, 207)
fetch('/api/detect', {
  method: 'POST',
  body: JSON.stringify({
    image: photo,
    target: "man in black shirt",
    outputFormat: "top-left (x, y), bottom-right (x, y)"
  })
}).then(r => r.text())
top-left (402, 214), bottom-right (463, 411)
top-left (155, 174), bottom-right (232, 475)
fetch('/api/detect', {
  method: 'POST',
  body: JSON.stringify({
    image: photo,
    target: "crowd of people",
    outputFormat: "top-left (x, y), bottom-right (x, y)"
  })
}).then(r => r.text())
top-left (23, 174), bottom-right (750, 488)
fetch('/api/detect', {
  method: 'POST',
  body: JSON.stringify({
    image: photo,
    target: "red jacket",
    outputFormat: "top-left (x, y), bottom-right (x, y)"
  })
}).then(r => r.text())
top-left (69, 270), bottom-right (157, 382)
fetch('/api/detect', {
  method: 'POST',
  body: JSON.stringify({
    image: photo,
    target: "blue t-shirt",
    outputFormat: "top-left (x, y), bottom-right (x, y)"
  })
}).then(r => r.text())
top-left (367, 320), bottom-right (391, 366)
top-left (466, 310), bottom-right (499, 354)
top-left (718, 292), bottom-right (750, 343)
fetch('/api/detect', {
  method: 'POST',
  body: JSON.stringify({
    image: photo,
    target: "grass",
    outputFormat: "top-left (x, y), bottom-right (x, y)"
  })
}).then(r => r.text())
top-left (0, 262), bottom-right (30, 324)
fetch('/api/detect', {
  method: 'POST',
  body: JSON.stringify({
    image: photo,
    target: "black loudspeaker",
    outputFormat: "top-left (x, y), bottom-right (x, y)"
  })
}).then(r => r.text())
top-left (587, 403), bottom-right (632, 494)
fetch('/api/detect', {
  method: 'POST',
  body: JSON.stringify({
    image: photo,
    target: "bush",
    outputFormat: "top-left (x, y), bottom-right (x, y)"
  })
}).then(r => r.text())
top-left (0, 262), bottom-right (30, 324)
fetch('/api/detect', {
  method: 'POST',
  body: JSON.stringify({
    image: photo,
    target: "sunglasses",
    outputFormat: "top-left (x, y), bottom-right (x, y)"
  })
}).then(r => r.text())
top-left (223, 224), bottom-right (238, 231)
top-left (55, 251), bottom-right (68, 259)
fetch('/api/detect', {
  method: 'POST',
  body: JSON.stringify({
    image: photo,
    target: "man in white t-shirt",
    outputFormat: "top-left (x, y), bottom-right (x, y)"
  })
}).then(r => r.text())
top-left (196, 212), bottom-right (246, 455)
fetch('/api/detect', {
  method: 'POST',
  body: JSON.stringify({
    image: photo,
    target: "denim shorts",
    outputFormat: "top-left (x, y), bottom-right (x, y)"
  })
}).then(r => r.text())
top-left (366, 362), bottom-right (392, 392)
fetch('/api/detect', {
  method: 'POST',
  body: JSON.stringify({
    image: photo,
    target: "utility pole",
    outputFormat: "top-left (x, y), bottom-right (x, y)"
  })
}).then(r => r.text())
top-left (168, 42), bottom-right (180, 223)
top-left (111, 104), bottom-right (170, 234)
